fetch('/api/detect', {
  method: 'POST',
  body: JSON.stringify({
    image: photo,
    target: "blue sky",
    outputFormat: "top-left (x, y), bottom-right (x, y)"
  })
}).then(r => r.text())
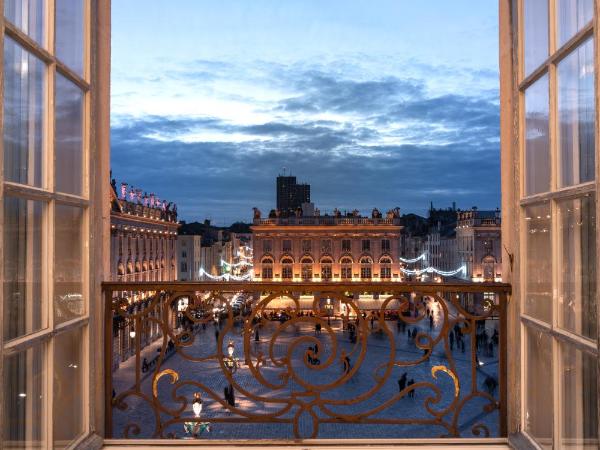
top-left (111, 1), bottom-right (500, 224)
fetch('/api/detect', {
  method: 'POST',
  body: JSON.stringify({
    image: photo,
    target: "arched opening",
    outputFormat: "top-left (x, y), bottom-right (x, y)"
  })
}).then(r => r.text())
top-left (281, 256), bottom-right (294, 280)
top-left (380, 256), bottom-right (392, 279)
top-left (482, 255), bottom-right (496, 282)
top-left (340, 256), bottom-right (353, 280)
top-left (360, 256), bottom-right (373, 280)
top-left (320, 256), bottom-right (333, 281)
top-left (261, 256), bottom-right (273, 280)
top-left (301, 256), bottom-right (313, 281)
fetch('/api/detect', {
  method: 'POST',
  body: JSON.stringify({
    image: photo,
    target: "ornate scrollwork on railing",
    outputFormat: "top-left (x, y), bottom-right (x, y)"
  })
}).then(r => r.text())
top-left (105, 282), bottom-right (509, 440)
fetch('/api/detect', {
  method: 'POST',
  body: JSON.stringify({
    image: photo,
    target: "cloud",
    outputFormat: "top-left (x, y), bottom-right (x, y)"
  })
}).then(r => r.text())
top-left (111, 57), bottom-right (500, 222)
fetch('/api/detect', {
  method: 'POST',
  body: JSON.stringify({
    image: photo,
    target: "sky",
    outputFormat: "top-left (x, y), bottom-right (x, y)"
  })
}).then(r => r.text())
top-left (111, 1), bottom-right (500, 224)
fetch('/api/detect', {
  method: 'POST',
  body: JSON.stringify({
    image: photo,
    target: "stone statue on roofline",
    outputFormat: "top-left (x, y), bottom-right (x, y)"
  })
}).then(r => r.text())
top-left (253, 207), bottom-right (262, 219)
top-left (372, 208), bottom-right (382, 219)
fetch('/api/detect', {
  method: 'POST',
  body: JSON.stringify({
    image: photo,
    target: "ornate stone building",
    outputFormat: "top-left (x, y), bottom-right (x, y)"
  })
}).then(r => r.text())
top-left (110, 180), bottom-right (179, 282)
top-left (109, 180), bottom-right (179, 368)
top-left (251, 207), bottom-right (402, 283)
top-left (456, 208), bottom-right (502, 282)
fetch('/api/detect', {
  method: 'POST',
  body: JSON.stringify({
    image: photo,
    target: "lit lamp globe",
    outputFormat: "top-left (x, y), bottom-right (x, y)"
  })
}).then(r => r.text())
top-left (129, 329), bottom-right (136, 339)
top-left (227, 341), bottom-right (235, 358)
top-left (192, 393), bottom-right (202, 417)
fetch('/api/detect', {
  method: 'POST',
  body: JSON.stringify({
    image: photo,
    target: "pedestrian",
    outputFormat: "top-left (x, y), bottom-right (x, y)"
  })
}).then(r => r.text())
top-left (254, 327), bottom-right (260, 342)
top-left (343, 355), bottom-right (351, 375)
top-left (449, 330), bottom-right (455, 350)
top-left (407, 328), bottom-right (411, 339)
top-left (370, 316), bottom-right (374, 329)
top-left (488, 341), bottom-right (494, 357)
top-left (215, 328), bottom-right (220, 343)
top-left (407, 379), bottom-right (415, 398)
top-left (411, 328), bottom-right (417, 340)
top-left (484, 376), bottom-right (498, 395)
top-left (398, 372), bottom-right (407, 392)
top-left (429, 315), bottom-right (433, 330)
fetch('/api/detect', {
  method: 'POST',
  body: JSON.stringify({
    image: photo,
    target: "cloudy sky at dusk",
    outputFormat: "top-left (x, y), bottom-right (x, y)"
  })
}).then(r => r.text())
top-left (111, 1), bottom-right (500, 224)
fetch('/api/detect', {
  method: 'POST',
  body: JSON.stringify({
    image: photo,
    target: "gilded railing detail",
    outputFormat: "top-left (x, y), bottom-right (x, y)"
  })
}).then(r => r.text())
top-left (104, 281), bottom-right (510, 440)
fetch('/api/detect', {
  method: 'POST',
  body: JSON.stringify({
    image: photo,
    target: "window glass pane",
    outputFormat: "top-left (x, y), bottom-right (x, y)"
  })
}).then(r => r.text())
top-left (525, 75), bottom-right (550, 195)
top-left (557, 0), bottom-right (593, 47)
top-left (524, 327), bottom-right (553, 449)
top-left (523, 202), bottom-right (552, 322)
top-left (3, 197), bottom-right (45, 341)
top-left (3, 345), bottom-right (44, 449)
top-left (55, 0), bottom-right (85, 76)
top-left (524, 0), bottom-right (549, 76)
top-left (54, 204), bottom-right (84, 324)
top-left (4, 0), bottom-right (45, 46)
top-left (3, 38), bottom-right (45, 187)
top-left (557, 194), bottom-right (596, 339)
top-left (558, 38), bottom-right (595, 187)
top-left (53, 327), bottom-right (84, 448)
top-left (55, 74), bottom-right (84, 196)
top-left (561, 343), bottom-right (598, 449)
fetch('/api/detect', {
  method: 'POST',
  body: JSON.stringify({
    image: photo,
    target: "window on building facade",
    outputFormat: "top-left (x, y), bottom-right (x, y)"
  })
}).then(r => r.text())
top-left (341, 256), bottom-right (353, 280)
top-left (282, 239), bottom-right (292, 252)
top-left (341, 239), bottom-right (351, 252)
top-left (320, 239), bottom-right (332, 254)
top-left (301, 239), bottom-right (311, 252)
top-left (381, 239), bottom-right (390, 253)
top-left (380, 256), bottom-right (392, 279)
top-left (281, 257), bottom-right (293, 280)
top-left (2, 2), bottom-right (91, 448)
top-left (261, 257), bottom-right (273, 280)
top-left (360, 256), bottom-right (372, 279)
top-left (262, 239), bottom-right (272, 253)
top-left (301, 257), bottom-right (313, 281)
top-left (320, 257), bottom-right (333, 280)
top-left (361, 239), bottom-right (370, 252)
top-left (518, 2), bottom-right (598, 448)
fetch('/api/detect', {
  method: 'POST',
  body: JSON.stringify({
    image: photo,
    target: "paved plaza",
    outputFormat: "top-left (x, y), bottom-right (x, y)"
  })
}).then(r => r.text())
top-left (112, 301), bottom-right (500, 440)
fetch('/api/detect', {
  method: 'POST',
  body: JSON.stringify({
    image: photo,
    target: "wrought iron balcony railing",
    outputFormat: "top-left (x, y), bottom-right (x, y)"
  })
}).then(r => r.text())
top-left (103, 281), bottom-right (510, 441)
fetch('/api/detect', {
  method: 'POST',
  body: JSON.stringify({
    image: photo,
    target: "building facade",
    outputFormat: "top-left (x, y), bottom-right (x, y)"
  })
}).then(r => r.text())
top-left (500, 1), bottom-right (599, 448)
top-left (276, 175), bottom-right (310, 213)
top-left (109, 182), bottom-right (179, 369)
top-left (177, 234), bottom-right (202, 281)
top-left (456, 208), bottom-right (502, 282)
top-left (110, 182), bottom-right (179, 282)
top-left (252, 208), bottom-right (402, 283)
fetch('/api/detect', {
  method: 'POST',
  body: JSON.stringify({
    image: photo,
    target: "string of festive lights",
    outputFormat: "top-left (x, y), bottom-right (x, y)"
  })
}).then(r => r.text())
top-left (399, 265), bottom-right (466, 277)
top-left (199, 268), bottom-right (253, 281)
top-left (399, 253), bottom-right (427, 263)
top-left (220, 259), bottom-right (253, 268)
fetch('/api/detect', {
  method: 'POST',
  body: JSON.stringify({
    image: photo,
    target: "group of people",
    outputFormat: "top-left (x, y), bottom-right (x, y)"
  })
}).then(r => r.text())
top-left (398, 372), bottom-right (416, 398)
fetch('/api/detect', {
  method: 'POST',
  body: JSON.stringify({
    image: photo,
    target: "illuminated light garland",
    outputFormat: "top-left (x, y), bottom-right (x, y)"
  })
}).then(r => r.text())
top-left (399, 253), bottom-right (427, 263)
top-left (220, 259), bottom-right (253, 268)
top-left (399, 265), bottom-right (466, 277)
top-left (199, 268), bottom-right (253, 281)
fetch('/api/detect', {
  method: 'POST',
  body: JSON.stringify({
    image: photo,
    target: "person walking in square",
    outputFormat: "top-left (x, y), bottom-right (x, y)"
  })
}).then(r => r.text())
top-left (398, 372), bottom-right (407, 392)
top-left (407, 379), bottom-right (415, 398)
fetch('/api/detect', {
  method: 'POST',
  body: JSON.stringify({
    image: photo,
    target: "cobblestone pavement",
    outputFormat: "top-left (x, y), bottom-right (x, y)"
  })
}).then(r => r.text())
top-left (112, 303), bottom-right (500, 440)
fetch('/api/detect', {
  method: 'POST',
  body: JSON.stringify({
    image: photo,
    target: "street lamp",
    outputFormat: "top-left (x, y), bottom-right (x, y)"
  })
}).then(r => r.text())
top-left (223, 341), bottom-right (239, 407)
top-left (183, 392), bottom-right (210, 438)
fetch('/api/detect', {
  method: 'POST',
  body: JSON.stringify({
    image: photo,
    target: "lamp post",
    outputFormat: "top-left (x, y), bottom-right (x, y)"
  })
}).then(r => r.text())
top-left (183, 392), bottom-right (210, 438)
top-left (223, 341), bottom-right (239, 407)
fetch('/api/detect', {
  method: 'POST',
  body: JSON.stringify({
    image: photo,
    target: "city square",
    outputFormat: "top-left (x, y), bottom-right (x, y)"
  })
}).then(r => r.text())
top-left (112, 293), bottom-right (501, 440)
